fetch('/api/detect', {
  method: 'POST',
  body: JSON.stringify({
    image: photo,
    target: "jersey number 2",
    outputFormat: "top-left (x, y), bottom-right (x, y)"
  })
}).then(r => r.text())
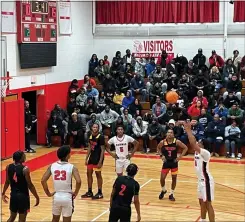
top-left (119, 184), bottom-right (126, 196)
top-left (54, 170), bottom-right (66, 180)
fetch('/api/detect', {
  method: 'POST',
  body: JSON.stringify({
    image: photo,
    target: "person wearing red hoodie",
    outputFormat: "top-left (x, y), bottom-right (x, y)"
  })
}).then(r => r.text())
top-left (188, 100), bottom-right (202, 118)
top-left (157, 50), bottom-right (171, 68)
top-left (83, 74), bottom-right (96, 88)
top-left (209, 50), bottom-right (224, 70)
top-left (192, 90), bottom-right (208, 109)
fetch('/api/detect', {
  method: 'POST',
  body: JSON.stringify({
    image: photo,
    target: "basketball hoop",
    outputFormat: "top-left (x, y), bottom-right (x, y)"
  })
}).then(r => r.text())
top-left (1, 77), bottom-right (12, 97)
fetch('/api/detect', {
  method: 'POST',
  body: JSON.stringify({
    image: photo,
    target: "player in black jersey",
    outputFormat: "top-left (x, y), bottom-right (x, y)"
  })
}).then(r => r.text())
top-left (2, 151), bottom-right (39, 222)
top-left (81, 123), bottom-right (105, 199)
top-left (109, 163), bottom-right (141, 222)
top-left (157, 129), bottom-right (188, 201)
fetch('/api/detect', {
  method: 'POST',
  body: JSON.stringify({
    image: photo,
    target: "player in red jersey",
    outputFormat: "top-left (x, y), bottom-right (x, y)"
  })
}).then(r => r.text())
top-left (157, 129), bottom-right (188, 201)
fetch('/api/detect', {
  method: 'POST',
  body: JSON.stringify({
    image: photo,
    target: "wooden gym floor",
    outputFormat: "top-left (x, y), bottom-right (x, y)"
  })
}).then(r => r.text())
top-left (1, 148), bottom-right (245, 221)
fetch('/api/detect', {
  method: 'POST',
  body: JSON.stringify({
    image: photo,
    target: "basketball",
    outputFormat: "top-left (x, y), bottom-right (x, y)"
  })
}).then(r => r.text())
top-left (166, 91), bottom-right (179, 104)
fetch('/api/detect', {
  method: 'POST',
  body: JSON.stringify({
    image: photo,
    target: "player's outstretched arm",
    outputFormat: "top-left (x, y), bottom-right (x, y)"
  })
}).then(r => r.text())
top-left (176, 140), bottom-right (188, 161)
top-left (24, 167), bottom-right (40, 206)
top-left (2, 165), bottom-right (10, 203)
top-left (72, 166), bottom-right (82, 198)
top-left (41, 165), bottom-right (54, 197)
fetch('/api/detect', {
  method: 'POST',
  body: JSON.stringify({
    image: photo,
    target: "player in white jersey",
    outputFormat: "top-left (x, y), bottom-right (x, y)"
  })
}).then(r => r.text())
top-left (183, 122), bottom-right (215, 222)
top-left (106, 125), bottom-right (139, 176)
top-left (41, 146), bottom-right (81, 222)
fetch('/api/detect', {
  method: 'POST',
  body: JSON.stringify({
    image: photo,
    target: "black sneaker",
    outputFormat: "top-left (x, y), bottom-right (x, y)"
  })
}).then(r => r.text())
top-left (29, 148), bottom-right (36, 153)
top-left (159, 190), bottom-right (167, 200)
top-left (81, 192), bottom-right (93, 198)
top-left (169, 194), bottom-right (175, 201)
top-left (92, 193), bottom-right (103, 199)
top-left (47, 144), bottom-right (52, 148)
top-left (226, 153), bottom-right (230, 158)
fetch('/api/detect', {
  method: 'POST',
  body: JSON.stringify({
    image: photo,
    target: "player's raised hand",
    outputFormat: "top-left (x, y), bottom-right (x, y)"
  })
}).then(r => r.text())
top-left (183, 121), bottom-right (192, 131)
top-left (2, 193), bottom-right (9, 203)
top-left (34, 196), bottom-right (40, 207)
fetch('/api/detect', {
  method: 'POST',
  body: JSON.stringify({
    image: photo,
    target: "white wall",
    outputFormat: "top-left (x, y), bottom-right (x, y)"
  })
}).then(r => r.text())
top-left (2, 1), bottom-right (93, 90)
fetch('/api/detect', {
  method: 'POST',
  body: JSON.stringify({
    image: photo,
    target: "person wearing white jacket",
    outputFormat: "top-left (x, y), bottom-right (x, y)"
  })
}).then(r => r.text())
top-left (132, 116), bottom-right (149, 153)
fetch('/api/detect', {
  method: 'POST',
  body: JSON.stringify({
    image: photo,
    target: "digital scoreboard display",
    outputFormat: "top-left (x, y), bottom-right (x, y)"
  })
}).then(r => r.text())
top-left (16, 0), bottom-right (57, 43)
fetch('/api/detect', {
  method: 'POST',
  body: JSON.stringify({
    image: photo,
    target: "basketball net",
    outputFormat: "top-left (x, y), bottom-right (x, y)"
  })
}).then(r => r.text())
top-left (1, 79), bottom-right (9, 97)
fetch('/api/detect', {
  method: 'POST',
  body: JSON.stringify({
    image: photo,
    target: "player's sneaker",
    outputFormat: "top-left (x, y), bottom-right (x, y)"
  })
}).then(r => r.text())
top-left (169, 194), bottom-right (175, 201)
top-left (92, 193), bottom-right (103, 199)
top-left (159, 190), bottom-right (167, 199)
top-left (226, 152), bottom-right (230, 158)
top-left (81, 191), bottom-right (93, 198)
top-left (237, 153), bottom-right (242, 160)
top-left (231, 153), bottom-right (235, 158)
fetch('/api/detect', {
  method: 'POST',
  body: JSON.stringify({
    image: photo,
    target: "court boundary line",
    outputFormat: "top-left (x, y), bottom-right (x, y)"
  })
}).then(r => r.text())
top-left (90, 178), bottom-right (153, 222)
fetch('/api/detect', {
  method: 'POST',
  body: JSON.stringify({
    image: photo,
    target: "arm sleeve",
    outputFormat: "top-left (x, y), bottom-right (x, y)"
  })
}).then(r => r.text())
top-left (200, 148), bottom-right (211, 162)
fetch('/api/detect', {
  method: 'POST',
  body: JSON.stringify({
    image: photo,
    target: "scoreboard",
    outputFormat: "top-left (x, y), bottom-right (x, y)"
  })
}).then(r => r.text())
top-left (16, 0), bottom-right (57, 43)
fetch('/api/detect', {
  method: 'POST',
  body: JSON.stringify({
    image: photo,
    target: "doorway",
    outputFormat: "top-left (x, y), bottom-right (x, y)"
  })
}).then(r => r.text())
top-left (22, 91), bottom-right (37, 146)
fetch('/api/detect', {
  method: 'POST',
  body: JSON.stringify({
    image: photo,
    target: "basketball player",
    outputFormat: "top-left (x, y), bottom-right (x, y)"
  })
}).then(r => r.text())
top-left (2, 151), bottom-right (40, 222)
top-left (41, 145), bottom-right (81, 222)
top-left (109, 163), bottom-right (141, 222)
top-left (183, 121), bottom-right (215, 222)
top-left (156, 129), bottom-right (188, 201)
top-left (81, 123), bottom-right (105, 199)
top-left (106, 125), bottom-right (139, 176)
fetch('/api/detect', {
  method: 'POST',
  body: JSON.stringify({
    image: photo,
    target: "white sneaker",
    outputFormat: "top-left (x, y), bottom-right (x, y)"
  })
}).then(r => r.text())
top-left (147, 148), bottom-right (150, 153)
top-left (231, 153), bottom-right (235, 158)
top-left (237, 153), bottom-right (242, 160)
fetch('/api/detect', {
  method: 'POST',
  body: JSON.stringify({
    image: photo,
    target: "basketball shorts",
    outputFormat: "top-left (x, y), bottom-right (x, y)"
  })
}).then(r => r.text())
top-left (53, 193), bottom-right (74, 217)
top-left (197, 179), bottom-right (214, 202)
top-left (116, 158), bottom-right (130, 174)
top-left (87, 156), bottom-right (103, 171)
top-left (109, 205), bottom-right (131, 222)
top-left (161, 161), bottom-right (178, 175)
top-left (10, 193), bottom-right (30, 214)
top-left (87, 164), bottom-right (102, 171)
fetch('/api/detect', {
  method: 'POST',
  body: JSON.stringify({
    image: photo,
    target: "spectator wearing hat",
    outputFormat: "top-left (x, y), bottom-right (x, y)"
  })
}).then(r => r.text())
top-left (205, 114), bottom-right (225, 157)
top-left (164, 119), bottom-right (183, 140)
top-left (175, 53), bottom-right (188, 76)
top-left (209, 50), bottom-right (224, 70)
top-left (223, 75), bottom-right (242, 101)
top-left (225, 120), bottom-right (241, 158)
top-left (193, 48), bottom-right (206, 69)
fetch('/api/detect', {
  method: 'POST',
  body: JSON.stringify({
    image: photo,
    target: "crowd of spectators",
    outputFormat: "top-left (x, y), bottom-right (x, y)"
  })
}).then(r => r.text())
top-left (47, 49), bottom-right (245, 160)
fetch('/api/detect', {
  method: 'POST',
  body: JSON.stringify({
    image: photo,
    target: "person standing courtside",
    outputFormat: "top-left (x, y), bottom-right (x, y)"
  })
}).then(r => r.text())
top-left (157, 129), bottom-right (188, 201)
top-left (2, 151), bottom-right (40, 222)
top-left (109, 163), bottom-right (141, 222)
top-left (41, 146), bottom-right (81, 222)
top-left (24, 100), bottom-right (36, 153)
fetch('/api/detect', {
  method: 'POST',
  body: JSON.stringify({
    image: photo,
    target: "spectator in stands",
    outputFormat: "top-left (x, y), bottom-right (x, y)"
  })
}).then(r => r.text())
top-left (227, 103), bottom-right (243, 126)
top-left (98, 91), bottom-right (106, 112)
top-left (178, 74), bottom-right (190, 96)
top-left (112, 51), bottom-right (124, 66)
top-left (167, 74), bottom-right (178, 91)
top-left (123, 49), bottom-right (136, 69)
top-left (157, 50), bottom-right (170, 68)
top-left (149, 82), bottom-right (164, 107)
top-left (147, 65), bottom-right (168, 94)
top-left (164, 119), bottom-right (182, 139)
top-left (198, 108), bottom-right (212, 129)
top-left (205, 114), bottom-right (225, 157)
top-left (94, 59), bottom-right (110, 82)
top-left (86, 85), bottom-right (99, 103)
top-left (225, 120), bottom-right (241, 158)
top-left (104, 55), bottom-right (110, 66)
top-left (192, 71), bottom-right (210, 97)
top-left (121, 108), bottom-right (133, 134)
top-left (121, 90), bottom-right (134, 112)
top-left (46, 113), bottom-right (64, 148)
top-left (223, 75), bottom-right (242, 101)
top-left (175, 53), bottom-right (188, 76)
top-left (229, 50), bottom-right (241, 69)
top-left (146, 117), bottom-right (163, 152)
top-left (161, 104), bottom-right (178, 124)
top-left (89, 54), bottom-right (99, 77)
top-left (100, 105), bottom-right (119, 128)
top-left (125, 64), bottom-right (135, 80)
top-left (166, 59), bottom-right (177, 76)
top-left (67, 96), bottom-right (77, 118)
top-left (67, 113), bottom-right (84, 148)
top-left (184, 59), bottom-right (198, 76)
top-left (176, 89), bottom-right (189, 109)
top-left (82, 98), bottom-right (99, 123)
top-left (188, 100), bottom-right (202, 118)
top-left (113, 89), bottom-right (125, 113)
top-left (192, 90), bottom-right (208, 108)
top-left (193, 48), bottom-right (206, 69)
top-left (144, 53), bottom-right (151, 64)
top-left (213, 101), bottom-right (228, 122)
top-left (180, 119), bottom-right (204, 144)
top-left (115, 72), bottom-right (130, 95)
top-left (111, 116), bottom-right (128, 137)
top-left (110, 60), bottom-right (122, 79)
top-left (132, 116), bottom-right (148, 153)
top-left (68, 79), bottom-right (79, 98)
top-left (130, 73), bottom-right (147, 101)
top-left (152, 96), bottom-right (167, 123)
top-left (223, 59), bottom-right (237, 84)
top-left (135, 58), bottom-right (146, 78)
top-left (76, 87), bottom-right (87, 113)
top-left (224, 91), bottom-right (240, 108)
top-left (102, 73), bottom-right (116, 98)
top-left (83, 74), bottom-right (96, 88)
top-left (129, 98), bottom-right (142, 117)
top-left (240, 96), bottom-right (245, 110)
top-left (51, 104), bottom-right (69, 138)
top-left (240, 55), bottom-right (245, 80)
top-left (146, 57), bottom-right (156, 77)
top-left (209, 66), bottom-right (222, 96)
top-left (84, 113), bottom-right (102, 147)
top-left (209, 50), bottom-right (224, 70)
